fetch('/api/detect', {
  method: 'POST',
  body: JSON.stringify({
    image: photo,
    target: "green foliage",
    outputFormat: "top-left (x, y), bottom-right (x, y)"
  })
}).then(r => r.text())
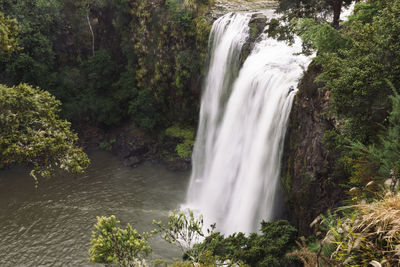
top-left (0, 83), bottom-right (89, 182)
top-left (155, 252), bottom-right (227, 267)
top-left (128, 89), bottom-right (159, 130)
top-left (152, 209), bottom-right (211, 262)
top-left (278, 0), bottom-right (400, 146)
top-left (99, 138), bottom-right (116, 151)
top-left (1, 0), bottom-right (63, 85)
top-left (290, 1), bottom-right (400, 198)
top-left (0, 12), bottom-right (19, 56)
top-left (1, 0), bottom-right (210, 131)
top-left (175, 141), bottom-right (194, 160)
top-left (265, 18), bottom-right (295, 44)
top-left (284, 1), bottom-right (400, 215)
top-left (313, 0), bottom-right (400, 143)
top-left (295, 18), bottom-right (351, 54)
top-left (191, 220), bottom-right (298, 267)
top-left (166, 0), bottom-right (195, 27)
top-left (165, 125), bottom-right (195, 159)
top-left (277, 0), bottom-right (354, 28)
top-left (89, 215), bottom-right (151, 267)
top-left (157, 260), bottom-right (194, 267)
top-left (347, 85), bottom-right (400, 194)
top-left (79, 50), bottom-right (122, 126)
top-left (44, 50), bottom-right (125, 127)
top-left (320, 193), bottom-right (400, 266)
top-left (152, 210), bottom-right (247, 266)
top-left (131, 0), bottom-right (211, 128)
top-left (165, 125), bottom-right (194, 140)
top-left (89, 211), bottom-right (299, 266)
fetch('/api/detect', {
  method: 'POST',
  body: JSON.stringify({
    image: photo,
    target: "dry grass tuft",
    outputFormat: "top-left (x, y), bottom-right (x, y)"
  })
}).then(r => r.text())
top-left (289, 193), bottom-right (400, 266)
top-left (287, 237), bottom-right (341, 267)
top-left (330, 192), bottom-right (400, 266)
top-left (353, 193), bottom-right (400, 258)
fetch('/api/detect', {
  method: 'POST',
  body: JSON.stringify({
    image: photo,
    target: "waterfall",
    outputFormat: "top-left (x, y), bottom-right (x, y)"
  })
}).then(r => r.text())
top-left (185, 12), bottom-right (311, 235)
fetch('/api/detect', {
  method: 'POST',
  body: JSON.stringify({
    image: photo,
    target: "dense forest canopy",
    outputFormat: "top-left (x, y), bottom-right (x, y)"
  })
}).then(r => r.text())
top-left (0, 8), bottom-right (89, 180)
top-left (0, 0), bottom-right (213, 175)
top-left (0, 11), bottom-right (19, 56)
top-left (0, 0), bottom-right (211, 130)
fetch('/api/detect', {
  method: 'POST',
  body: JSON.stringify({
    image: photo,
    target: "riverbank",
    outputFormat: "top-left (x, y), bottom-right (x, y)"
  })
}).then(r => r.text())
top-left (75, 123), bottom-right (192, 171)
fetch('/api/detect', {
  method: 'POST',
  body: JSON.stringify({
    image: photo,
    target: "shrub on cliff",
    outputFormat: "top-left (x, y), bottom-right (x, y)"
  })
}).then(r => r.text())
top-left (165, 125), bottom-right (195, 159)
top-left (294, 0), bottom-right (400, 144)
top-left (343, 83), bottom-right (400, 198)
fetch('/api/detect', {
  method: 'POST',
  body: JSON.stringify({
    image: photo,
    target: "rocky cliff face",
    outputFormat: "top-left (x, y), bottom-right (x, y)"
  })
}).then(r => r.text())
top-left (281, 63), bottom-right (344, 235)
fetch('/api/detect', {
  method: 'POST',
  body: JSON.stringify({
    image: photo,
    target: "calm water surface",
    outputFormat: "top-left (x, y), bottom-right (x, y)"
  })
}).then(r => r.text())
top-left (0, 151), bottom-right (189, 266)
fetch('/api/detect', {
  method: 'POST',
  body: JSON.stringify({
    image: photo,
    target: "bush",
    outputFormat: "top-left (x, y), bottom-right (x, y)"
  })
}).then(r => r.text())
top-left (152, 209), bottom-right (209, 262)
top-left (89, 215), bottom-right (151, 266)
top-left (165, 125), bottom-right (195, 159)
top-left (190, 220), bottom-right (299, 267)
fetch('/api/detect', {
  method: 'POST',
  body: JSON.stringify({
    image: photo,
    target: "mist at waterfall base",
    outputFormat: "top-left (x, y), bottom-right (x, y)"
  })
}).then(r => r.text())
top-left (183, 12), bottom-right (311, 235)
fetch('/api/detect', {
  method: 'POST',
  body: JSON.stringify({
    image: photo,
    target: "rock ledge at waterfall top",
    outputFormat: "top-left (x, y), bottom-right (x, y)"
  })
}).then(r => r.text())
top-left (210, 0), bottom-right (278, 19)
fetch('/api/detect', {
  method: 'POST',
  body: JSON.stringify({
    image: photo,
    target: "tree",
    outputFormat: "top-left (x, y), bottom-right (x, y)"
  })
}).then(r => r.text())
top-left (90, 211), bottom-right (212, 266)
top-left (0, 12), bottom-right (19, 56)
top-left (0, 83), bottom-right (90, 183)
top-left (89, 215), bottom-right (151, 267)
top-left (278, 0), bottom-right (354, 28)
top-left (290, 0), bottom-right (400, 143)
top-left (152, 209), bottom-right (212, 262)
top-left (316, 0), bottom-right (400, 143)
top-left (73, 0), bottom-right (107, 57)
top-left (348, 83), bottom-right (400, 192)
top-left (0, 0), bottom-right (63, 86)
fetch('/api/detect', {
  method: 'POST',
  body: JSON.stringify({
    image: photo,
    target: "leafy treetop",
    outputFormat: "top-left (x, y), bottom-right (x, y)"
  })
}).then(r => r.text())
top-left (0, 12), bottom-right (19, 56)
top-left (277, 0), bottom-right (354, 28)
top-left (0, 83), bottom-right (90, 183)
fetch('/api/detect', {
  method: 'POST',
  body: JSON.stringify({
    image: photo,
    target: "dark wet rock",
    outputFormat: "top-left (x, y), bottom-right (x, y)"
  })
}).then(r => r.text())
top-left (241, 13), bottom-right (267, 65)
top-left (166, 159), bottom-right (191, 171)
top-left (281, 62), bottom-right (344, 235)
top-left (123, 156), bottom-right (142, 167)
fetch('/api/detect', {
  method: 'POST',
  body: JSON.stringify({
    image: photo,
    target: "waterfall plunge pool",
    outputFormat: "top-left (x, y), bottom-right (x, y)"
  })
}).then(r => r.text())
top-left (0, 150), bottom-right (189, 266)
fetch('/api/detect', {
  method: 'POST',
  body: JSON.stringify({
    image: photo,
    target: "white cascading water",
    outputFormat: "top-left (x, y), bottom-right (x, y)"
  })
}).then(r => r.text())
top-left (185, 11), bottom-right (311, 235)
